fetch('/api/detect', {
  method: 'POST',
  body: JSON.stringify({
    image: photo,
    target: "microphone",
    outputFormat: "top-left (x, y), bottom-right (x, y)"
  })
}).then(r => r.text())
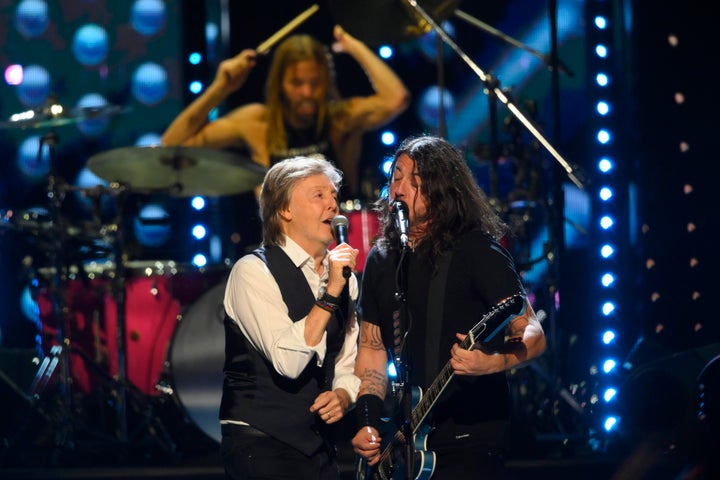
top-left (391, 200), bottom-right (409, 248)
top-left (330, 215), bottom-right (351, 279)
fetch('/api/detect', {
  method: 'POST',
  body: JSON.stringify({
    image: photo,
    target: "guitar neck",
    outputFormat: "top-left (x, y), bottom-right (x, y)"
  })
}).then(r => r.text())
top-left (409, 337), bottom-right (471, 433)
top-left (407, 295), bottom-right (523, 434)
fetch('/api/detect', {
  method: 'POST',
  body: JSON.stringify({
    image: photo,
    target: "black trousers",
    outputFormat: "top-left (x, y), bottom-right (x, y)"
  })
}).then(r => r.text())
top-left (220, 423), bottom-right (341, 480)
top-left (429, 443), bottom-right (507, 479)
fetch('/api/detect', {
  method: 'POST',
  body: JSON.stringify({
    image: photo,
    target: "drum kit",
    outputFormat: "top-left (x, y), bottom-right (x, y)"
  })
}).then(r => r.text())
top-left (0, 98), bottom-right (266, 457)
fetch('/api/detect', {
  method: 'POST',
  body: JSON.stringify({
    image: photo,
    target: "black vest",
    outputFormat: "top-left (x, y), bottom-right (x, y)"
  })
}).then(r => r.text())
top-left (219, 245), bottom-right (349, 455)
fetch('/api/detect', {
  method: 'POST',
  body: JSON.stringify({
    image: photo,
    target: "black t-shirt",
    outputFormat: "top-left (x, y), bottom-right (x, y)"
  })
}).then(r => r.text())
top-left (269, 121), bottom-right (354, 200)
top-left (268, 120), bottom-right (337, 167)
top-left (359, 229), bottom-right (526, 449)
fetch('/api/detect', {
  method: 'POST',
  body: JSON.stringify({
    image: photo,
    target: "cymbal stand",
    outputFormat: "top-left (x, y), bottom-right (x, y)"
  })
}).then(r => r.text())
top-left (401, 0), bottom-right (584, 190)
top-left (36, 129), bottom-right (75, 450)
top-left (109, 193), bottom-right (129, 443)
top-left (104, 189), bottom-right (177, 455)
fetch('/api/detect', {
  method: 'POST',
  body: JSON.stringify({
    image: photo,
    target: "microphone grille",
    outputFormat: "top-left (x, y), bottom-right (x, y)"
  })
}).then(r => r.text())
top-left (391, 200), bottom-right (408, 214)
top-left (331, 215), bottom-right (349, 228)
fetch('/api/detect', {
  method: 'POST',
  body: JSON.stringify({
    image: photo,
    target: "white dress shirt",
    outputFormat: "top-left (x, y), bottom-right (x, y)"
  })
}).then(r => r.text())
top-left (223, 235), bottom-right (360, 403)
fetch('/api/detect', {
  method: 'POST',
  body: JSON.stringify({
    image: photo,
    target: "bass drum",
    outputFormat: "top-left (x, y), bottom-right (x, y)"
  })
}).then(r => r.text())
top-left (167, 279), bottom-right (227, 443)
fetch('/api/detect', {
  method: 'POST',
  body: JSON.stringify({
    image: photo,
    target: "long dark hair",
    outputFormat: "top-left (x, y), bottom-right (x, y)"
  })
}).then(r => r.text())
top-left (265, 35), bottom-right (340, 155)
top-left (374, 135), bottom-right (508, 262)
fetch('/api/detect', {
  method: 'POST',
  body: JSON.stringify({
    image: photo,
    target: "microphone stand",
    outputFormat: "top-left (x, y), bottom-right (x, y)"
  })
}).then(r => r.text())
top-left (402, 0), bottom-right (585, 190)
top-left (453, 9), bottom-right (575, 78)
top-left (392, 245), bottom-right (413, 480)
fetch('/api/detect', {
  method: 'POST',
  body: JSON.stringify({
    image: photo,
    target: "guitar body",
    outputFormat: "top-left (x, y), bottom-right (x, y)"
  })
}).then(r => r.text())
top-left (356, 451), bottom-right (435, 480)
top-left (354, 295), bottom-right (524, 480)
top-left (411, 423), bottom-right (436, 479)
top-left (355, 387), bottom-right (436, 480)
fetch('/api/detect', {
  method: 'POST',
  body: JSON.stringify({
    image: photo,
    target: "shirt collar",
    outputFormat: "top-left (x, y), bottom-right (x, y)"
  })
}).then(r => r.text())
top-left (281, 235), bottom-right (326, 270)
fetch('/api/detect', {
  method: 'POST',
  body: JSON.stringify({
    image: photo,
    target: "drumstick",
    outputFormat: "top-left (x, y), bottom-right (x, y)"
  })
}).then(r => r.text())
top-left (256, 4), bottom-right (320, 54)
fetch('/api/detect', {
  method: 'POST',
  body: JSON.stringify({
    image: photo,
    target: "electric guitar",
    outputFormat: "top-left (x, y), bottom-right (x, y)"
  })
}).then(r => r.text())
top-left (355, 294), bottom-right (525, 480)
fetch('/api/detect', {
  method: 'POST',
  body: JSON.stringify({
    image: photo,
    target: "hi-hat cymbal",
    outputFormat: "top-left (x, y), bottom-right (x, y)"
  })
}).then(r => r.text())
top-left (327, 0), bottom-right (461, 46)
top-left (87, 146), bottom-right (267, 197)
top-left (0, 103), bottom-right (129, 130)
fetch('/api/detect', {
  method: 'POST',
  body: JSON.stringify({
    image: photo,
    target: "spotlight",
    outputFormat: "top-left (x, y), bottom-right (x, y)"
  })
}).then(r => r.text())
top-left (192, 254), bottom-right (208, 268)
top-left (603, 416), bottom-right (618, 431)
top-left (602, 302), bottom-right (615, 315)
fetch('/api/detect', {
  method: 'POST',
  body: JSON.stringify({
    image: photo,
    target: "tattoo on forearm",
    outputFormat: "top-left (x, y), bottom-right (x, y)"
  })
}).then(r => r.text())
top-left (359, 323), bottom-right (385, 351)
top-left (358, 368), bottom-right (387, 397)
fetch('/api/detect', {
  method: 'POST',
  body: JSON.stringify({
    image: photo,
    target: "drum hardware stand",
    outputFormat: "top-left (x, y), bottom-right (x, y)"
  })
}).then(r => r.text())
top-left (34, 128), bottom-right (77, 452)
top-left (0, 356), bottom-right (57, 463)
top-left (24, 132), bottom-right (121, 458)
top-left (28, 166), bottom-right (177, 460)
top-left (102, 188), bottom-right (178, 456)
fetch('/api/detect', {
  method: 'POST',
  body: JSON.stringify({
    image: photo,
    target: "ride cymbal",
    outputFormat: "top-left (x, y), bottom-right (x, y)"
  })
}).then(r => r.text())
top-left (87, 146), bottom-right (267, 197)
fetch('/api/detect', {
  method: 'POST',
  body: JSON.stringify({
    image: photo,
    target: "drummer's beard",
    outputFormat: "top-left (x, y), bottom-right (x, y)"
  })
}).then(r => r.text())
top-left (286, 99), bottom-right (319, 130)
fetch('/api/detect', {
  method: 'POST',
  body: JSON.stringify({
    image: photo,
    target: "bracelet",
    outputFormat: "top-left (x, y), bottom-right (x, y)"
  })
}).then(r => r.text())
top-left (315, 299), bottom-right (337, 313)
top-left (356, 394), bottom-right (383, 431)
top-left (321, 291), bottom-right (341, 305)
top-left (315, 291), bottom-right (340, 313)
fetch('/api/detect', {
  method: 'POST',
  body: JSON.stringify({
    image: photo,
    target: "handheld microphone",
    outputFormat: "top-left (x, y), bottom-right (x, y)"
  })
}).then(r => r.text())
top-left (330, 215), bottom-right (351, 279)
top-left (391, 200), bottom-right (409, 248)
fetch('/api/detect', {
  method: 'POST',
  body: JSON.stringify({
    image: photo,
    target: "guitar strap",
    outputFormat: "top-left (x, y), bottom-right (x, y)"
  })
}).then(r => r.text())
top-left (424, 251), bottom-right (452, 390)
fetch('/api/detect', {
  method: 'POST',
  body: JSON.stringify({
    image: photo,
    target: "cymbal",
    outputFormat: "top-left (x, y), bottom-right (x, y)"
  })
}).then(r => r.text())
top-left (87, 146), bottom-right (267, 197)
top-left (0, 103), bottom-right (128, 130)
top-left (327, 0), bottom-right (461, 46)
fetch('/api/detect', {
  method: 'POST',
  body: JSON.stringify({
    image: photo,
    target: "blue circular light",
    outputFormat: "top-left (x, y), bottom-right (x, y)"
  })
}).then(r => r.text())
top-left (72, 24), bottom-right (109, 66)
top-left (76, 93), bottom-right (111, 137)
top-left (17, 135), bottom-right (51, 182)
top-left (15, 0), bottom-right (49, 38)
top-left (74, 167), bottom-right (114, 216)
top-left (132, 62), bottom-right (168, 105)
top-left (134, 204), bottom-right (171, 247)
top-left (16, 64), bottom-right (50, 108)
top-left (417, 85), bottom-right (455, 128)
top-left (131, 0), bottom-right (166, 36)
top-left (135, 132), bottom-right (162, 146)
